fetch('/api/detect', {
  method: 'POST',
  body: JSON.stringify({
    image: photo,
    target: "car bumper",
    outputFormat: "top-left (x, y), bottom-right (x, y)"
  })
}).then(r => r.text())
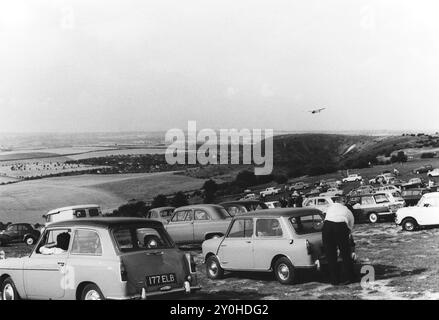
top-left (107, 282), bottom-right (202, 300)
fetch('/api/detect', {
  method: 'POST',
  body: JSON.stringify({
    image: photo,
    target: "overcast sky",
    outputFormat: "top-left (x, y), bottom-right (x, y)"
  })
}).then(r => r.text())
top-left (1, 0), bottom-right (439, 133)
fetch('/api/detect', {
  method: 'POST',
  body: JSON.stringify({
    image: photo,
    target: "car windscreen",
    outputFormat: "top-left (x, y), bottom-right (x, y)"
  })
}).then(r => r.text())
top-left (111, 224), bottom-right (174, 252)
top-left (289, 214), bottom-right (324, 235)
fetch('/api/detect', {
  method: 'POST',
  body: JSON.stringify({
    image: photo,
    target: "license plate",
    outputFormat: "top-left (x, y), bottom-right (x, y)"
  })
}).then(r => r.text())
top-left (146, 273), bottom-right (176, 286)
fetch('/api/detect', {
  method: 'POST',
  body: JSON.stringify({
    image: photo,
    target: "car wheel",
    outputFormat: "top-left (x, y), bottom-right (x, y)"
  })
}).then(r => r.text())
top-left (402, 218), bottom-right (417, 232)
top-left (274, 257), bottom-right (296, 285)
top-left (81, 284), bottom-right (104, 300)
top-left (206, 255), bottom-right (224, 280)
top-left (1, 277), bottom-right (20, 300)
top-left (368, 212), bottom-right (378, 223)
top-left (25, 237), bottom-right (35, 246)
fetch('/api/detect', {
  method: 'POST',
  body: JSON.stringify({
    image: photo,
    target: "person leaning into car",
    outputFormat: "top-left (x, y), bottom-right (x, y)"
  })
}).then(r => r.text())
top-left (39, 232), bottom-right (70, 255)
top-left (322, 203), bottom-right (355, 286)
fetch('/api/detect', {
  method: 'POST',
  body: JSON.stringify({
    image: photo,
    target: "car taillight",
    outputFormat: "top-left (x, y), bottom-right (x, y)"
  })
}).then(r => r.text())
top-left (120, 260), bottom-right (128, 282)
top-left (306, 240), bottom-right (312, 255)
top-left (185, 253), bottom-right (196, 273)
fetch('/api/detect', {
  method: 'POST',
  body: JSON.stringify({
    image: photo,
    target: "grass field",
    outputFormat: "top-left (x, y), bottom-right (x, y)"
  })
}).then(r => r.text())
top-left (0, 172), bottom-right (205, 224)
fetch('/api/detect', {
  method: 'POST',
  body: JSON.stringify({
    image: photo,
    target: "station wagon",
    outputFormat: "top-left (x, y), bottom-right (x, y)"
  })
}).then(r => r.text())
top-left (202, 208), bottom-right (356, 284)
top-left (0, 218), bottom-right (200, 300)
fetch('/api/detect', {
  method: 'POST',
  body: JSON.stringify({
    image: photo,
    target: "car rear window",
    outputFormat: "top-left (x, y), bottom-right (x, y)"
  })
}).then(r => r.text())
top-left (215, 207), bottom-right (232, 219)
top-left (289, 214), bottom-right (324, 235)
top-left (112, 225), bottom-right (174, 252)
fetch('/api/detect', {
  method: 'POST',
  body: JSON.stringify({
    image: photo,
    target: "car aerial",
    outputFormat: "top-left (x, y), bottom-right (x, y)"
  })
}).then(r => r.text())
top-left (43, 205), bottom-right (102, 225)
top-left (0, 223), bottom-right (41, 247)
top-left (413, 164), bottom-right (433, 174)
top-left (265, 201), bottom-right (282, 209)
top-left (220, 200), bottom-right (268, 216)
top-left (319, 188), bottom-right (343, 197)
top-left (260, 187), bottom-right (281, 197)
top-left (427, 168), bottom-right (439, 177)
top-left (144, 207), bottom-right (175, 224)
top-left (401, 188), bottom-right (429, 206)
top-left (347, 185), bottom-right (375, 197)
top-left (202, 208), bottom-right (356, 284)
top-left (302, 196), bottom-right (344, 213)
top-left (347, 192), bottom-right (403, 223)
top-left (0, 218), bottom-right (200, 300)
top-left (395, 192), bottom-right (439, 231)
top-left (165, 204), bottom-right (232, 244)
top-left (342, 174), bottom-right (362, 183)
top-left (289, 182), bottom-right (310, 191)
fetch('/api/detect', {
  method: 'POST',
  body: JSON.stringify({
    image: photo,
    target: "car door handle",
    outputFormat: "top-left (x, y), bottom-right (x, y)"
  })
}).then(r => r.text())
top-left (220, 244), bottom-right (227, 247)
top-left (57, 262), bottom-right (65, 267)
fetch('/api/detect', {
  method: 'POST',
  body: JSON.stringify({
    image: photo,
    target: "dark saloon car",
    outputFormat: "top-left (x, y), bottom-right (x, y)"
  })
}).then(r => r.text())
top-left (413, 165), bottom-right (433, 174)
top-left (401, 188), bottom-right (429, 206)
top-left (219, 200), bottom-right (268, 216)
top-left (0, 223), bottom-right (41, 247)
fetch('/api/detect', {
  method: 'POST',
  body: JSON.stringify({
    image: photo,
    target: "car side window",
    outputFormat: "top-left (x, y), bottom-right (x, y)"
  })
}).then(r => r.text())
top-left (256, 219), bottom-right (283, 237)
top-left (88, 208), bottom-right (100, 217)
top-left (194, 210), bottom-right (210, 221)
top-left (172, 211), bottom-right (187, 222)
top-left (361, 196), bottom-right (375, 205)
top-left (36, 229), bottom-right (72, 255)
top-left (74, 209), bottom-right (87, 218)
top-left (374, 194), bottom-right (389, 204)
top-left (317, 199), bottom-right (328, 205)
top-left (71, 229), bottom-right (102, 255)
top-left (227, 219), bottom-right (253, 238)
top-left (304, 199), bottom-right (313, 206)
top-left (185, 211), bottom-right (194, 221)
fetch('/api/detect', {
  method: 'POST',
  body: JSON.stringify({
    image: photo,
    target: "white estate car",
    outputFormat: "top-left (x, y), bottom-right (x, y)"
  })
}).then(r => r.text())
top-left (260, 187), bottom-right (281, 197)
top-left (342, 174), bottom-right (362, 183)
top-left (427, 169), bottom-right (439, 177)
top-left (395, 192), bottom-right (439, 231)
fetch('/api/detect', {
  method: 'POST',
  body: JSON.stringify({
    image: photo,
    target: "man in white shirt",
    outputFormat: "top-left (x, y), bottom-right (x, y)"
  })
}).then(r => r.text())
top-left (39, 232), bottom-right (70, 255)
top-left (322, 203), bottom-right (355, 285)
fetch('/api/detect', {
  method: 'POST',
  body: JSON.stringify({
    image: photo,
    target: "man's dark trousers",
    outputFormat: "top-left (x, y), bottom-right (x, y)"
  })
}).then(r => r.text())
top-left (322, 220), bottom-right (354, 285)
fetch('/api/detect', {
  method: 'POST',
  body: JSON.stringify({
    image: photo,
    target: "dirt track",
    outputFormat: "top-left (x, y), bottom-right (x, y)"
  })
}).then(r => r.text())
top-left (2, 221), bottom-right (439, 300)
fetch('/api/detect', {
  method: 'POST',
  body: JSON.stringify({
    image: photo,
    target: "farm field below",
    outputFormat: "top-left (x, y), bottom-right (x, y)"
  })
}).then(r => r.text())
top-left (3, 222), bottom-right (439, 300)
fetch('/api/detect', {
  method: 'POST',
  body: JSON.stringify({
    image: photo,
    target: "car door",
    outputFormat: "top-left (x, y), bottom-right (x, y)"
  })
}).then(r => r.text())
top-left (23, 228), bottom-right (72, 299)
top-left (373, 194), bottom-right (391, 212)
top-left (217, 218), bottom-right (254, 270)
top-left (166, 210), bottom-right (194, 243)
top-left (417, 198), bottom-right (439, 225)
top-left (252, 218), bottom-right (285, 270)
top-left (193, 209), bottom-right (214, 240)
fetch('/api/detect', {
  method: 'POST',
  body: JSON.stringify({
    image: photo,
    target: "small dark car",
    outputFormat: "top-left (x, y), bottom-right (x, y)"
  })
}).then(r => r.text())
top-left (0, 223), bottom-right (41, 246)
top-left (401, 188), bottom-right (429, 206)
top-left (413, 165), bottom-right (433, 174)
top-left (220, 200), bottom-right (269, 216)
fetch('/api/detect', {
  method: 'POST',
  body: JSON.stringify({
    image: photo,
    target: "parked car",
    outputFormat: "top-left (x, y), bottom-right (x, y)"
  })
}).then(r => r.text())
top-left (395, 192), bottom-right (439, 231)
top-left (401, 188), bottom-right (429, 206)
top-left (347, 192), bottom-right (403, 223)
top-left (0, 223), bottom-right (41, 247)
top-left (413, 165), bottom-right (433, 174)
top-left (402, 178), bottom-right (424, 189)
top-left (43, 205), bottom-right (102, 225)
top-left (202, 208), bottom-right (356, 284)
top-left (289, 182), bottom-right (310, 191)
top-left (342, 174), bottom-right (362, 183)
top-left (0, 218), bottom-right (200, 300)
top-left (144, 207), bottom-right (175, 224)
top-left (265, 201), bottom-right (282, 209)
top-left (220, 200), bottom-right (268, 216)
top-left (369, 174), bottom-right (394, 184)
top-left (165, 204), bottom-right (232, 244)
top-left (347, 185), bottom-right (375, 197)
top-left (260, 187), bottom-right (281, 197)
top-left (240, 193), bottom-right (257, 201)
top-left (319, 188), bottom-right (343, 197)
top-left (427, 169), bottom-right (439, 177)
top-left (302, 196), bottom-right (344, 213)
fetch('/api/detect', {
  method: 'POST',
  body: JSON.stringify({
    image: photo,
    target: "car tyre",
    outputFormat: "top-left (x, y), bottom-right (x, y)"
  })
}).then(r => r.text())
top-left (368, 212), bottom-right (378, 223)
top-left (402, 218), bottom-right (417, 232)
top-left (274, 257), bottom-right (296, 285)
top-left (25, 236), bottom-right (36, 246)
top-left (81, 284), bottom-right (104, 300)
top-left (1, 277), bottom-right (20, 300)
top-left (206, 255), bottom-right (224, 280)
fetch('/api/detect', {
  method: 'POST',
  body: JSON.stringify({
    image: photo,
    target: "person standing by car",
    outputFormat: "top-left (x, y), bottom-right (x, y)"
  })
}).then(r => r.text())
top-left (322, 203), bottom-right (355, 286)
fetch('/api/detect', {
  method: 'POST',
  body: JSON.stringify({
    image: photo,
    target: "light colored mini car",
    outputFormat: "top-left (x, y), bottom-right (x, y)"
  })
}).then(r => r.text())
top-left (427, 169), bottom-right (439, 177)
top-left (302, 196), bottom-right (344, 213)
top-left (0, 218), bottom-right (199, 300)
top-left (265, 201), bottom-right (282, 209)
top-left (260, 187), bottom-right (281, 197)
top-left (165, 204), bottom-right (232, 244)
top-left (319, 188), bottom-right (343, 197)
top-left (342, 174), bottom-right (362, 183)
top-left (396, 192), bottom-right (439, 231)
top-left (202, 208), bottom-right (356, 284)
top-left (145, 206), bottom-right (175, 224)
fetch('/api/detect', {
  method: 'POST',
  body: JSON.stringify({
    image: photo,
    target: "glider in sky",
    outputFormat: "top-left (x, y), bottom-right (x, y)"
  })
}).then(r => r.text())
top-left (309, 107), bottom-right (326, 114)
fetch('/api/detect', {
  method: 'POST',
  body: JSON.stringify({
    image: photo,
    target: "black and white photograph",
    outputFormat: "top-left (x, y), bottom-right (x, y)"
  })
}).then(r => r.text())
top-left (1, 0), bottom-right (439, 308)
